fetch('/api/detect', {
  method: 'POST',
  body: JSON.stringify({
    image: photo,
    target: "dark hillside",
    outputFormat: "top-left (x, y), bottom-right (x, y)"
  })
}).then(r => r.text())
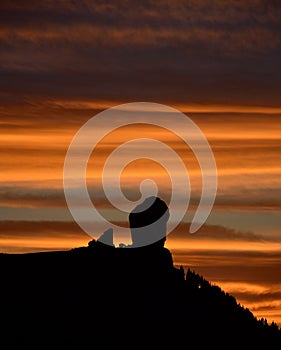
top-left (1, 240), bottom-right (280, 349)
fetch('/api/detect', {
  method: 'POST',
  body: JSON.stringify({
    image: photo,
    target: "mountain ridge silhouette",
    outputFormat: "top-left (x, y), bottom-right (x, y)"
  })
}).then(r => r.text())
top-left (1, 238), bottom-right (281, 349)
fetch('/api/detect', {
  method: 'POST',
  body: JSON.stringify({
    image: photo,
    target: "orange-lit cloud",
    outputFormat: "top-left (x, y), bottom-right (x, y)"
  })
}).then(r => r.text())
top-left (1, 0), bottom-right (279, 52)
top-left (0, 25), bottom-right (279, 54)
top-left (1, 112), bottom-right (280, 212)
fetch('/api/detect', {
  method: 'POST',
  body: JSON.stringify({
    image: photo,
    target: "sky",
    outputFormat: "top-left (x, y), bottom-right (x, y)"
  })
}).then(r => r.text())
top-left (1, 0), bottom-right (281, 326)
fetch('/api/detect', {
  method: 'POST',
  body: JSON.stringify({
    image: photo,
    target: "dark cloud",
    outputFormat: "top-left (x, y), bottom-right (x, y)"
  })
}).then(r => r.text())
top-left (233, 290), bottom-right (281, 304)
top-left (0, 220), bottom-right (86, 238)
top-left (1, 181), bottom-right (281, 212)
top-left (1, 1), bottom-right (280, 33)
top-left (0, 0), bottom-right (280, 107)
top-left (168, 222), bottom-right (265, 242)
top-left (0, 186), bottom-right (66, 207)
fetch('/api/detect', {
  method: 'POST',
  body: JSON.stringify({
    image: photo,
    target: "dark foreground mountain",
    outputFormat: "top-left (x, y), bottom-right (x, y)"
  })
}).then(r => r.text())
top-left (1, 240), bottom-right (280, 349)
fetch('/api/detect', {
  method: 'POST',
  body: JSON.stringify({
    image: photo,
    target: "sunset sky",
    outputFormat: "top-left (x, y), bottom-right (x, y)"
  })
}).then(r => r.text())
top-left (1, 1), bottom-right (280, 326)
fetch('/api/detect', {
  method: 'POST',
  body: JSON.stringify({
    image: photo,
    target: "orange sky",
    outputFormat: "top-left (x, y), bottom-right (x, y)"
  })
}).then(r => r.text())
top-left (0, 0), bottom-right (280, 327)
top-left (1, 104), bottom-right (281, 326)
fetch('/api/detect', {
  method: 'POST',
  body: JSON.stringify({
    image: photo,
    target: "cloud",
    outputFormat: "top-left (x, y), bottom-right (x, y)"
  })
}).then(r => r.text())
top-left (0, 220), bottom-right (86, 237)
top-left (0, 24), bottom-right (279, 53)
top-left (0, 186), bottom-right (66, 207)
top-left (0, 220), bottom-right (90, 253)
top-left (0, 1), bottom-right (280, 108)
top-left (222, 283), bottom-right (281, 303)
top-left (168, 222), bottom-right (264, 242)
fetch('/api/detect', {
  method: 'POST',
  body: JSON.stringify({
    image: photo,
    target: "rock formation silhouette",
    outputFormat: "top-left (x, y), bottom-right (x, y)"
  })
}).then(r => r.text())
top-left (0, 196), bottom-right (280, 348)
top-left (129, 195), bottom-right (169, 247)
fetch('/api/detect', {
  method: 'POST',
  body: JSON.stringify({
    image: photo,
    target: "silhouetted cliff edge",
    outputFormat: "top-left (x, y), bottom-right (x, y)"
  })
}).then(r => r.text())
top-left (1, 240), bottom-right (280, 349)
